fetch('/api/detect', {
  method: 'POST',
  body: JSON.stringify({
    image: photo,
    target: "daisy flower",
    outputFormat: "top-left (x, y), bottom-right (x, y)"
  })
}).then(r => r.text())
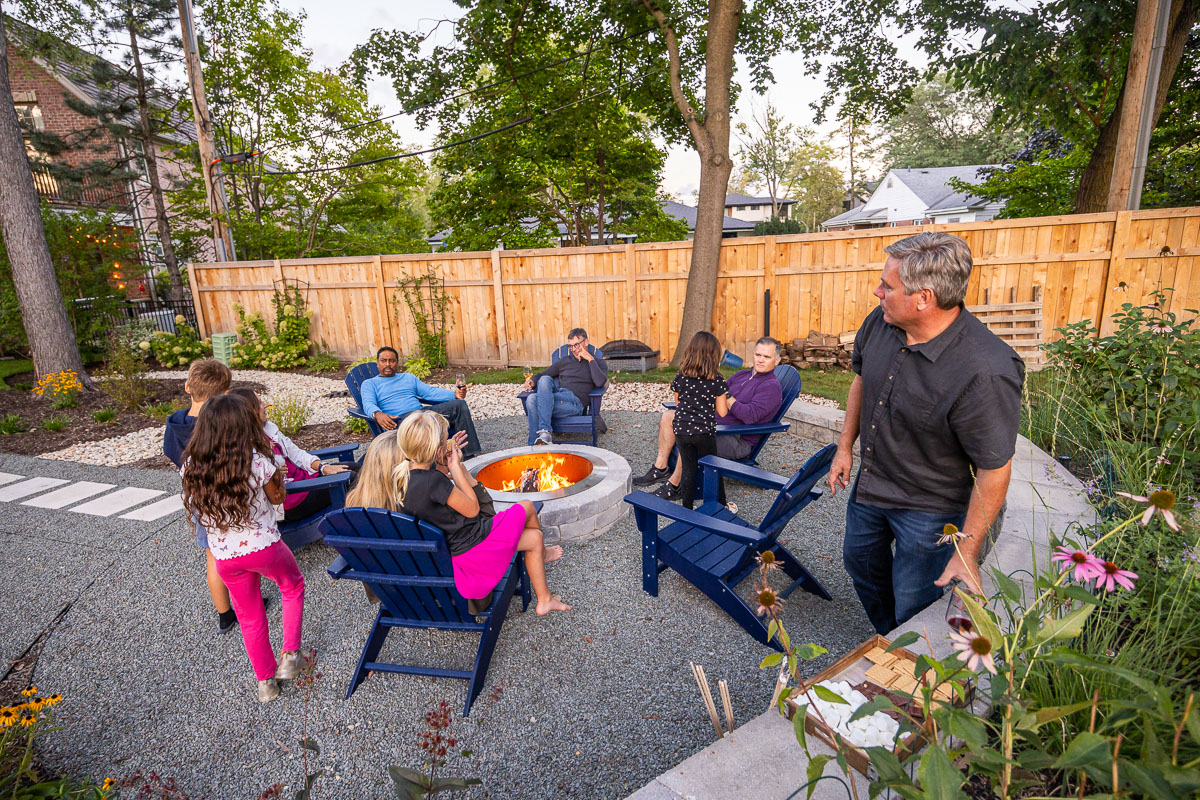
top-left (1115, 489), bottom-right (1181, 531)
top-left (1149, 323), bottom-right (1173, 335)
top-left (1094, 561), bottom-right (1138, 592)
top-left (950, 629), bottom-right (997, 674)
top-left (937, 523), bottom-right (967, 546)
top-left (1051, 546), bottom-right (1104, 581)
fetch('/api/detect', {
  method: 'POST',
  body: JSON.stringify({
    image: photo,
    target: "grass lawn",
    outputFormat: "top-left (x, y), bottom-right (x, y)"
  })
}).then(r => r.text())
top-left (0, 359), bottom-right (33, 390)
top-left (464, 363), bottom-right (856, 409)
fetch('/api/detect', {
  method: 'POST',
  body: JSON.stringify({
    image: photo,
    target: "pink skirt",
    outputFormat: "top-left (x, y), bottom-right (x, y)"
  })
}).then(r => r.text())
top-left (450, 503), bottom-right (527, 599)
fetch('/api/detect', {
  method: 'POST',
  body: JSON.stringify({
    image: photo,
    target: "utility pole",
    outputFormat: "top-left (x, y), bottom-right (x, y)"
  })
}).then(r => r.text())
top-left (177, 0), bottom-right (236, 261)
top-left (1107, 0), bottom-right (1168, 211)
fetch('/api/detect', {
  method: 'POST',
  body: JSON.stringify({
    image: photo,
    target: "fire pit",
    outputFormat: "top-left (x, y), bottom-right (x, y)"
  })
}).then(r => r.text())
top-left (466, 445), bottom-right (631, 544)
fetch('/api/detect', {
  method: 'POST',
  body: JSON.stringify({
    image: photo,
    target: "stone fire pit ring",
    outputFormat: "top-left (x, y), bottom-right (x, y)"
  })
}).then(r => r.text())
top-left (465, 445), bottom-right (631, 545)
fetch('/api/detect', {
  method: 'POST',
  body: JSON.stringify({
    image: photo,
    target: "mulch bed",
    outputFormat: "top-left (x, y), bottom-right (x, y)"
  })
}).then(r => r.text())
top-left (0, 376), bottom-right (263, 457)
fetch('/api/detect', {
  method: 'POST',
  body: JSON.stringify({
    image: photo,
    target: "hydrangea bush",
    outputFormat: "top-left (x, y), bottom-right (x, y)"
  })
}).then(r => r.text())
top-left (143, 316), bottom-right (212, 368)
top-left (230, 286), bottom-right (313, 370)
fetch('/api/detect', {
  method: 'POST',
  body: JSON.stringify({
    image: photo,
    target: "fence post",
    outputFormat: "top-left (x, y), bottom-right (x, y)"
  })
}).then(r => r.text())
top-left (762, 236), bottom-right (777, 337)
top-left (1099, 210), bottom-right (1133, 336)
top-left (187, 263), bottom-right (208, 338)
top-left (491, 249), bottom-right (509, 366)
top-left (625, 242), bottom-right (640, 344)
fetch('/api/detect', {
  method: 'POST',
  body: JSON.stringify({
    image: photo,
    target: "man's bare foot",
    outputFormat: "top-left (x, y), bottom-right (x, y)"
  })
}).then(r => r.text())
top-left (544, 544), bottom-right (564, 563)
top-left (535, 595), bottom-right (572, 615)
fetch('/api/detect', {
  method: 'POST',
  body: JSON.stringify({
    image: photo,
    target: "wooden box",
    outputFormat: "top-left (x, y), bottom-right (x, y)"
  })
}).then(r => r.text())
top-left (784, 634), bottom-right (968, 778)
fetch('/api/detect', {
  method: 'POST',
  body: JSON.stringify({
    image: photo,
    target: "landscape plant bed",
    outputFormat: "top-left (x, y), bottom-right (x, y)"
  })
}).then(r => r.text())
top-left (0, 377), bottom-right (263, 457)
top-left (127, 421), bottom-right (370, 471)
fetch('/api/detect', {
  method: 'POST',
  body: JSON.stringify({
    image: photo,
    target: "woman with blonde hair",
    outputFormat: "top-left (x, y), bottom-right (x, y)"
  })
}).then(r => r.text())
top-left (351, 412), bottom-right (570, 615)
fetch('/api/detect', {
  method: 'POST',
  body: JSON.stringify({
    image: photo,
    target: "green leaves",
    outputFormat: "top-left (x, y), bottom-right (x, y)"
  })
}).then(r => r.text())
top-left (812, 685), bottom-right (849, 705)
top-left (886, 631), bottom-right (920, 653)
top-left (917, 746), bottom-right (968, 800)
top-left (1052, 731), bottom-right (1110, 769)
top-left (957, 589), bottom-right (1003, 655)
top-left (793, 643), bottom-right (828, 661)
top-left (1030, 605), bottom-right (1095, 647)
top-left (792, 702), bottom-right (809, 750)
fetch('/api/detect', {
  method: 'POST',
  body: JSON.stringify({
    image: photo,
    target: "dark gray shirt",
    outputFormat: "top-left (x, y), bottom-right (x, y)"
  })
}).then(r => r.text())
top-left (852, 305), bottom-right (1025, 513)
top-left (533, 350), bottom-right (609, 411)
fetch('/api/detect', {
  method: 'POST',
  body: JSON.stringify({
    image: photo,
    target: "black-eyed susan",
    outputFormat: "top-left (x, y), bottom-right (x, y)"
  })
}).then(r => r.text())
top-left (20, 686), bottom-right (37, 697)
top-left (0, 707), bottom-right (17, 727)
top-left (43, 693), bottom-right (62, 708)
top-left (19, 714), bottom-right (36, 727)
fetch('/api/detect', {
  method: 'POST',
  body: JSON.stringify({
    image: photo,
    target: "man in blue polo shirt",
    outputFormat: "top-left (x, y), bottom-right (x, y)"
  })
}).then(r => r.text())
top-left (361, 346), bottom-right (482, 456)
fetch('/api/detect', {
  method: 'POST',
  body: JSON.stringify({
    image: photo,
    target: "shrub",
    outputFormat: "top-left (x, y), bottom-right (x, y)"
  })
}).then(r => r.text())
top-left (41, 415), bottom-right (68, 432)
top-left (404, 355), bottom-right (432, 380)
top-left (0, 413), bottom-right (24, 435)
top-left (267, 394), bottom-right (312, 436)
top-left (344, 415), bottom-right (370, 435)
top-left (230, 286), bottom-right (312, 371)
top-left (146, 316), bottom-right (212, 368)
top-left (307, 351), bottom-right (341, 373)
top-left (143, 400), bottom-right (181, 421)
top-left (103, 326), bottom-right (152, 410)
top-left (34, 370), bottom-right (82, 409)
top-left (348, 351), bottom-right (375, 369)
top-left (93, 407), bottom-right (117, 423)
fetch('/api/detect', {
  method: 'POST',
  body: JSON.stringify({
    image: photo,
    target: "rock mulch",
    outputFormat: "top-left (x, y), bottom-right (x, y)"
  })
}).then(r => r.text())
top-left (36, 369), bottom-right (838, 467)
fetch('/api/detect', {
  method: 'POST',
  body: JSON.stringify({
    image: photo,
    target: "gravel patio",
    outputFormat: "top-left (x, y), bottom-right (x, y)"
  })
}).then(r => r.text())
top-left (13, 409), bottom-right (872, 800)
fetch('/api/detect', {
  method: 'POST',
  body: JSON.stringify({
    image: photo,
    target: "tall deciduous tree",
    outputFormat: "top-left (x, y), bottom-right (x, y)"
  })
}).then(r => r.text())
top-left (879, 74), bottom-right (1025, 171)
top-left (0, 2), bottom-right (94, 383)
top-left (735, 102), bottom-right (799, 219)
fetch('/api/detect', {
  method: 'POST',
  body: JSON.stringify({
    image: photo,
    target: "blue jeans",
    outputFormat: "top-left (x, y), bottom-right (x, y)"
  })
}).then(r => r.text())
top-left (525, 376), bottom-right (584, 445)
top-left (842, 481), bottom-right (966, 635)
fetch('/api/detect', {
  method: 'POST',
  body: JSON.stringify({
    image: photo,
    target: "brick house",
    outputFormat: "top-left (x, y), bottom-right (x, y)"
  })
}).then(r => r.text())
top-left (6, 17), bottom-right (209, 296)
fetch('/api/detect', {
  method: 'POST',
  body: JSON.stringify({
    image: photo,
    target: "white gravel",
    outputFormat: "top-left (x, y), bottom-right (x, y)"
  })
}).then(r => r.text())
top-left (37, 370), bottom-right (838, 466)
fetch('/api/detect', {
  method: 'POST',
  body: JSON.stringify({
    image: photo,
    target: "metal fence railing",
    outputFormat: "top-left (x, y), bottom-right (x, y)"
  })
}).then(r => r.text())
top-left (72, 295), bottom-right (200, 346)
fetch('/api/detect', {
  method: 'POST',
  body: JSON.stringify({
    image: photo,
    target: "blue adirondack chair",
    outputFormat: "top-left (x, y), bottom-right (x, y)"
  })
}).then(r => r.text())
top-left (320, 507), bottom-right (531, 716)
top-left (624, 444), bottom-right (837, 650)
top-left (664, 364), bottom-right (804, 485)
top-left (279, 443), bottom-right (358, 549)
top-left (345, 362), bottom-right (439, 437)
top-left (517, 344), bottom-right (608, 446)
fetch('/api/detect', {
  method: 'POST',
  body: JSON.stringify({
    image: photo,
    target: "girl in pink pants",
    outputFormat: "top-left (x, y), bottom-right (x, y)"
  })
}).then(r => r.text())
top-left (181, 394), bottom-right (308, 703)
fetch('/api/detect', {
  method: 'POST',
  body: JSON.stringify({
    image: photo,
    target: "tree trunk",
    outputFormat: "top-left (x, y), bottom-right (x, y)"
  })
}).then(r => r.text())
top-left (1074, 0), bottom-right (1197, 212)
top-left (643, 0), bottom-right (741, 365)
top-left (126, 7), bottom-right (185, 303)
top-left (0, 14), bottom-right (93, 385)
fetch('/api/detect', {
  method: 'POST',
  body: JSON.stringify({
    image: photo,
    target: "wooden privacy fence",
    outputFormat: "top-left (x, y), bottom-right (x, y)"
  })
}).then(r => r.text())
top-left (186, 206), bottom-right (1200, 366)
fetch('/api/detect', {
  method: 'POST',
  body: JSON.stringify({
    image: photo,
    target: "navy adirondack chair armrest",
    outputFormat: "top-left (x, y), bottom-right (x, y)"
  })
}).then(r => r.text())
top-left (328, 554), bottom-right (351, 579)
top-left (589, 385), bottom-right (606, 414)
top-left (661, 400), bottom-right (676, 410)
top-left (698, 455), bottom-right (789, 491)
top-left (287, 471), bottom-right (352, 509)
top-left (348, 407), bottom-right (372, 421)
top-left (311, 443), bottom-right (358, 462)
top-left (624, 491), bottom-right (766, 545)
top-left (715, 421), bottom-right (790, 436)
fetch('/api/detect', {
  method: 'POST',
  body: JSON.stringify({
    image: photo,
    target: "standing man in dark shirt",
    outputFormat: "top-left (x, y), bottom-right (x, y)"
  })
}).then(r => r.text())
top-left (828, 233), bottom-right (1024, 635)
top-left (522, 328), bottom-right (609, 445)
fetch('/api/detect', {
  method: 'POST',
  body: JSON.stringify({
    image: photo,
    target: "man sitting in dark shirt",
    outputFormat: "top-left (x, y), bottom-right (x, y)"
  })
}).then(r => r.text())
top-left (521, 328), bottom-right (608, 445)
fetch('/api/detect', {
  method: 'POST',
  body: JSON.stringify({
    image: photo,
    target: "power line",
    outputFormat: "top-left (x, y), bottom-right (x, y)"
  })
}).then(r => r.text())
top-left (259, 72), bottom-right (654, 177)
top-left (256, 22), bottom-right (662, 157)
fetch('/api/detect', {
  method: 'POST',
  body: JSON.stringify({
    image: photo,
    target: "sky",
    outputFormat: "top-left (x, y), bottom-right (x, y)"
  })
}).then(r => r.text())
top-left (271, 0), bottom-right (888, 202)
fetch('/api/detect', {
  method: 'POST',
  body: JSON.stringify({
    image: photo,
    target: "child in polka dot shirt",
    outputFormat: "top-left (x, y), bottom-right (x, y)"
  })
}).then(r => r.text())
top-left (668, 331), bottom-right (731, 510)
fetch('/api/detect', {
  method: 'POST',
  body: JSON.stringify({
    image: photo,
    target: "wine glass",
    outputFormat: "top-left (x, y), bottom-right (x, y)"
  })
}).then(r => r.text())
top-left (945, 582), bottom-right (973, 633)
top-left (455, 373), bottom-right (467, 393)
top-left (523, 370), bottom-right (533, 388)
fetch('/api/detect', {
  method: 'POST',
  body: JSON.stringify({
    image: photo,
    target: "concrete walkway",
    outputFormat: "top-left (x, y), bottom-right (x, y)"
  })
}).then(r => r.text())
top-left (626, 403), bottom-right (1096, 800)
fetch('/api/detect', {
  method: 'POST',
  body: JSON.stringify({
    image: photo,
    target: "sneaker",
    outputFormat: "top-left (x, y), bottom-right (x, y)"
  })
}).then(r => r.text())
top-left (274, 650), bottom-right (308, 681)
top-left (257, 678), bottom-right (280, 703)
top-left (535, 430), bottom-right (553, 446)
top-left (217, 609), bottom-right (237, 634)
top-left (633, 465), bottom-right (671, 486)
top-left (652, 481), bottom-right (680, 500)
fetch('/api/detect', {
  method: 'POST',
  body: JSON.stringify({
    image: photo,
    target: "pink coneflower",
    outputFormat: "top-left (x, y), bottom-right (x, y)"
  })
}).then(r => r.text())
top-left (1052, 546), bottom-right (1104, 581)
top-left (1094, 561), bottom-right (1138, 592)
top-left (1149, 323), bottom-right (1173, 335)
top-left (1113, 281), bottom-right (1130, 293)
top-left (950, 629), bottom-right (997, 674)
top-left (1115, 489), bottom-right (1182, 531)
top-left (937, 523), bottom-right (967, 546)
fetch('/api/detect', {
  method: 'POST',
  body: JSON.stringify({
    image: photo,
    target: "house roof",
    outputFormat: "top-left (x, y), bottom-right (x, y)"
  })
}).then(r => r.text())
top-left (6, 16), bottom-right (197, 145)
top-left (821, 204), bottom-right (886, 228)
top-left (665, 200), bottom-right (757, 231)
top-left (892, 165), bottom-right (994, 211)
top-left (724, 192), bottom-right (794, 207)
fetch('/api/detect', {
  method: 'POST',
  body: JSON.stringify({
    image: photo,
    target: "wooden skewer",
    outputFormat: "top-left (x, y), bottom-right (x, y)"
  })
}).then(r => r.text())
top-left (719, 679), bottom-right (735, 733)
top-left (767, 663), bottom-right (789, 712)
top-left (690, 662), bottom-right (724, 739)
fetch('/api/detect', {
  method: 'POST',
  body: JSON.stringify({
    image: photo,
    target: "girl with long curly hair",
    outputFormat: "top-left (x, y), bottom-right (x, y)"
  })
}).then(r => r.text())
top-left (181, 394), bottom-right (307, 703)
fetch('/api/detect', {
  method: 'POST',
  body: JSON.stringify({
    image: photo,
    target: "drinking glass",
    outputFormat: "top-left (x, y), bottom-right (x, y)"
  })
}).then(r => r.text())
top-left (945, 582), bottom-right (974, 633)
top-left (455, 373), bottom-right (467, 392)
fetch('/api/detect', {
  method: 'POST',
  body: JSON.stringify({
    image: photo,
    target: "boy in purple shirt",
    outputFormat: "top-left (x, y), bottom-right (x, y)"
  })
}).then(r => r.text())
top-left (634, 337), bottom-right (785, 499)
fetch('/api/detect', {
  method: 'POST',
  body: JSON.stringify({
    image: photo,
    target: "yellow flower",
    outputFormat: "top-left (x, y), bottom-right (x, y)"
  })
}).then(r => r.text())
top-left (43, 694), bottom-right (61, 707)
top-left (20, 714), bottom-right (35, 727)
top-left (21, 686), bottom-right (37, 697)
top-left (0, 708), bottom-right (17, 726)
top-left (101, 778), bottom-right (115, 790)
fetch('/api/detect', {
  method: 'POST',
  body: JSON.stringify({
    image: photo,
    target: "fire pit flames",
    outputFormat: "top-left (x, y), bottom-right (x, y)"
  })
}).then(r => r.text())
top-left (475, 452), bottom-right (594, 495)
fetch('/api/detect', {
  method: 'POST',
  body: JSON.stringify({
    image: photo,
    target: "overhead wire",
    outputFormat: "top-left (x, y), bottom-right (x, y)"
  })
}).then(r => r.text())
top-left (255, 21), bottom-right (664, 158)
top-left (258, 69), bottom-right (658, 177)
